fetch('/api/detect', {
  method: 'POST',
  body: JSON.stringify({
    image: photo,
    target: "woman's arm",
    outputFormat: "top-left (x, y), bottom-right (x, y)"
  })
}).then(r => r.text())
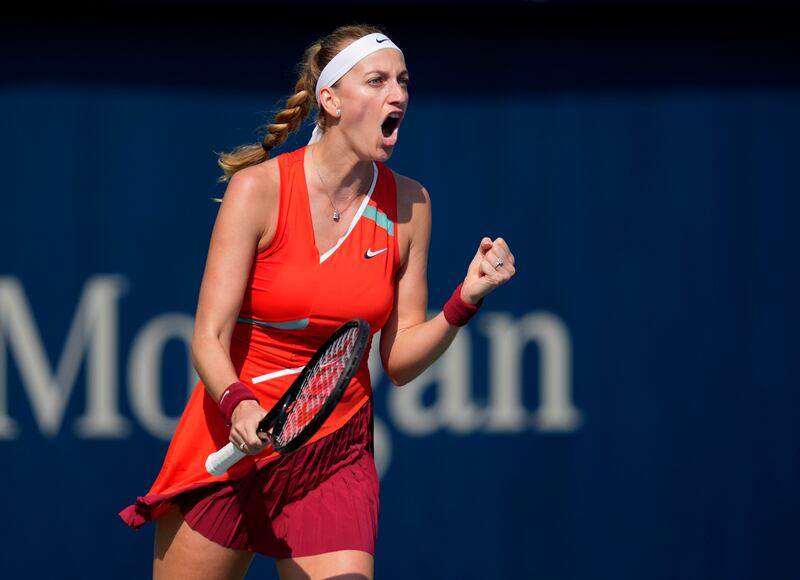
top-left (190, 164), bottom-right (278, 402)
top-left (379, 178), bottom-right (515, 386)
top-left (191, 163), bottom-right (279, 453)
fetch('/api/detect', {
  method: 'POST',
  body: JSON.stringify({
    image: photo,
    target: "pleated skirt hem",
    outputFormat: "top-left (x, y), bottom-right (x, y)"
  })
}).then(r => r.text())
top-left (119, 399), bottom-right (378, 559)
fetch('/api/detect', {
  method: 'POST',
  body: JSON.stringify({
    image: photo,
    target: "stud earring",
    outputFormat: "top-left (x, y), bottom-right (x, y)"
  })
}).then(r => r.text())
top-left (335, 108), bottom-right (341, 117)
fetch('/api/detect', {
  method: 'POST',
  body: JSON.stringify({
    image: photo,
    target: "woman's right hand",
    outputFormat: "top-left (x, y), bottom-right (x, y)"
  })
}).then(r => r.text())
top-left (229, 400), bottom-right (270, 455)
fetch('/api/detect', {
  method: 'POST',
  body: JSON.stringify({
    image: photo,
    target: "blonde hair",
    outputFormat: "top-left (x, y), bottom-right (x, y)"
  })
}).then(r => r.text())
top-left (216, 23), bottom-right (386, 184)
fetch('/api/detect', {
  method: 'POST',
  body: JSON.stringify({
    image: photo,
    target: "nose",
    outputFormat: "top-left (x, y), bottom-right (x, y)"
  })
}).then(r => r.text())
top-left (388, 78), bottom-right (408, 104)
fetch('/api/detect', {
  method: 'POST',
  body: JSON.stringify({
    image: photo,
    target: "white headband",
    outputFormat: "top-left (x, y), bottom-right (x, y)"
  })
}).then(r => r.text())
top-left (309, 32), bottom-right (403, 144)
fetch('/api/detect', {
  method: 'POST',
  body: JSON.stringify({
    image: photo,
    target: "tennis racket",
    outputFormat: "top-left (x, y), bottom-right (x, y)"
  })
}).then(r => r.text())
top-left (205, 318), bottom-right (371, 476)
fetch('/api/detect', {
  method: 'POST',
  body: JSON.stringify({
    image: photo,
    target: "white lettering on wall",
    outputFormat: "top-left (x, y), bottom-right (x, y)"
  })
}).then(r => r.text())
top-left (386, 311), bottom-right (582, 436)
top-left (387, 313), bottom-right (483, 436)
top-left (127, 313), bottom-right (198, 440)
top-left (0, 276), bottom-right (582, 463)
top-left (0, 276), bottom-right (131, 439)
top-left (481, 312), bottom-right (582, 432)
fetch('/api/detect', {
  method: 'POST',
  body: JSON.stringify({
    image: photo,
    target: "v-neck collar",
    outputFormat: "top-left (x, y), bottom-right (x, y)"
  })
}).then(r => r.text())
top-left (301, 146), bottom-right (379, 264)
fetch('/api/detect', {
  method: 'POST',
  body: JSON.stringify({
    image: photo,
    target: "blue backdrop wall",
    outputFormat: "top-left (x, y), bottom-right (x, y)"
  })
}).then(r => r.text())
top-left (1, 5), bottom-right (799, 579)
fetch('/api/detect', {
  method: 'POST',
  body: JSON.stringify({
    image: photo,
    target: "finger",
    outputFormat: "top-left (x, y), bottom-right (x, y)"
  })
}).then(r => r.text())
top-left (480, 255), bottom-right (503, 277)
top-left (484, 250), bottom-right (506, 270)
top-left (487, 252), bottom-right (516, 281)
top-left (499, 261), bottom-right (515, 278)
top-left (231, 423), bottom-right (262, 449)
top-left (233, 433), bottom-right (267, 455)
top-left (487, 247), bottom-right (507, 264)
top-left (229, 425), bottom-right (244, 443)
top-left (492, 237), bottom-right (509, 252)
top-left (246, 440), bottom-right (269, 455)
top-left (231, 438), bottom-right (248, 453)
top-left (245, 425), bottom-right (268, 447)
top-left (468, 237), bottom-right (494, 275)
top-left (491, 239), bottom-right (514, 266)
top-left (490, 238), bottom-right (512, 257)
top-left (477, 237), bottom-right (493, 259)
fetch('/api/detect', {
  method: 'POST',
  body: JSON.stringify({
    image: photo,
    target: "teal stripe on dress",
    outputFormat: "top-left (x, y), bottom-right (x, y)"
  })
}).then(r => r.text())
top-left (362, 205), bottom-right (395, 236)
top-left (237, 317), bottom-right (309, 330)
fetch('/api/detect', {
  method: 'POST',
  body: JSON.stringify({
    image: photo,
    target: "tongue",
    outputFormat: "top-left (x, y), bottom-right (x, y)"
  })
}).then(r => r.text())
top-left (382, 125), bottom-right (398, 146)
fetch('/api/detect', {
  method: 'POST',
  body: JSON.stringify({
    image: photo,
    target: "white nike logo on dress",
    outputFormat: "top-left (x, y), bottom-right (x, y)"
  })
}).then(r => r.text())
top-left (364, 247), bottom-right (388, 258)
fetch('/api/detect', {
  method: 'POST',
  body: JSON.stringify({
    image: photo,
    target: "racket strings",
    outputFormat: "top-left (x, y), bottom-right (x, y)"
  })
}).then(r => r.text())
top-left (275, 328), bottom-right (358, 445)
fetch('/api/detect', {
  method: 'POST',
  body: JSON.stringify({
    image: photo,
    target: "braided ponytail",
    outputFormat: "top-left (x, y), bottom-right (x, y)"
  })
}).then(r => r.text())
top-left (215, 23), bottom-right (386, 186)
top-left (215, 49), bottom-right (318, 183)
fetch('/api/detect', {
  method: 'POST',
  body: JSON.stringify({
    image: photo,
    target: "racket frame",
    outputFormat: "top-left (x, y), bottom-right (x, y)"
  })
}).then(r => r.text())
top-left (258, 318), bottom-right (370, 454)
top-left (205, 318), bottom-right (370, 475)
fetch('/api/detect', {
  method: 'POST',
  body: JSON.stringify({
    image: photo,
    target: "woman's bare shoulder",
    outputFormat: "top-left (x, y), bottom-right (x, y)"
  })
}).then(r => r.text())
top-left (390, 169), bottom-right (430, 224)
top-left (391, 168), bottom-right (429, 207)
top-left (225, 157), bottom-right (280, 202)
top-left (389, 169), bottom-right (431, 271)
top-left (220, 158), bottom-right (282, 250)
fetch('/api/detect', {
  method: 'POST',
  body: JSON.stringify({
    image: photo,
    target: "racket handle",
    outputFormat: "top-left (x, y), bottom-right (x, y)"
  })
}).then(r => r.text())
top-left (205, 442), bottom-right (247, 476)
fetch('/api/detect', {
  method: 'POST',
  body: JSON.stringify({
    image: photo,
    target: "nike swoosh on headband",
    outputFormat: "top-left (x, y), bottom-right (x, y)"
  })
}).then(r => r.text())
top-left (364, 247), bottom-right (388, 258)
top-left (376, 37), bottom-right (389, 43)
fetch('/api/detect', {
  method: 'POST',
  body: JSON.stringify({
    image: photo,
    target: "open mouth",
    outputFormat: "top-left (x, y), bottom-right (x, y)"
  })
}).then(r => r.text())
top-left (381, 113), bottom-right (402, 138)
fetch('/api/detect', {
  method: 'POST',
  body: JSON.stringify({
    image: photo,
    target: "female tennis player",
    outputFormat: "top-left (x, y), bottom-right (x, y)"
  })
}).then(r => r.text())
top-left (119, 23), bottom-right (515, 579)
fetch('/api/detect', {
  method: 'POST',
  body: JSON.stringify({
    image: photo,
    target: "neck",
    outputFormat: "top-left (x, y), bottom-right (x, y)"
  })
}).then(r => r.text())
top-left (309, 140), bottom-right (373, 205)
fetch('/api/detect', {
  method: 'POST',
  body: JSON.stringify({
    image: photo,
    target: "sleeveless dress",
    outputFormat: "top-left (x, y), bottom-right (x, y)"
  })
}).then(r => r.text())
top-left (119, 145), bottom-right (400, 557)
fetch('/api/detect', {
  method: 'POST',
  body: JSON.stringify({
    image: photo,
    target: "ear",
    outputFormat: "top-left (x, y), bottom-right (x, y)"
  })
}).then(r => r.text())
top-left (318, 86), bottom-right (340, 118)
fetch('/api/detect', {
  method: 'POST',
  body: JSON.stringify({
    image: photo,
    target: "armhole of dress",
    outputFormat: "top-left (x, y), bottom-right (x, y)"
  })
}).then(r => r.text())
top-left (256, 154), bottom-right (287, 258)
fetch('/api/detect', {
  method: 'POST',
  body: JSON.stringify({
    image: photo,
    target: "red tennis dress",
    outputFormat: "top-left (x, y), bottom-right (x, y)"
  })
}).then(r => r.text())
top-left (119, 145), bottom-right (400, 558)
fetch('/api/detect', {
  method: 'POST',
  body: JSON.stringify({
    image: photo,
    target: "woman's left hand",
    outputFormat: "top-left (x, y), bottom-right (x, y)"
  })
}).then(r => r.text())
top-left (460, 236), bottom-right (516, 304)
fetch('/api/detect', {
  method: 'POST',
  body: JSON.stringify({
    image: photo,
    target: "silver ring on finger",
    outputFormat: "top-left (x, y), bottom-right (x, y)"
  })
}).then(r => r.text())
top-left (494, 258), bottom-right (504, 269)
top-left (239, 442), bottom-right (247, 450)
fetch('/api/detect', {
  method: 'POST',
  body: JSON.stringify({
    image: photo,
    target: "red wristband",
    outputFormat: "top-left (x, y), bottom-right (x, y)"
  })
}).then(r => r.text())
top-left (443, 282), bottom-right (484, 327)
top-left (218, 381), bottom-right (258, 426)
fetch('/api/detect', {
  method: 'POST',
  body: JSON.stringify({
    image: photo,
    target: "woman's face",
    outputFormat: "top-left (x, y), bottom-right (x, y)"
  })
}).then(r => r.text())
top-left (330, 48), bottom-right (410, 161)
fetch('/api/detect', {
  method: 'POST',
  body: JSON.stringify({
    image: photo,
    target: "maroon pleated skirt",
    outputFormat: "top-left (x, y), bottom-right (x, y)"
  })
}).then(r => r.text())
top-left (171, 400), bottom-right (379, 559)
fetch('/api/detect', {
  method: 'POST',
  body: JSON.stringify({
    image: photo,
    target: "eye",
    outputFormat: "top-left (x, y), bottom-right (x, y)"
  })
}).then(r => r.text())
top-left (369, 77), bottom-right (410, 87)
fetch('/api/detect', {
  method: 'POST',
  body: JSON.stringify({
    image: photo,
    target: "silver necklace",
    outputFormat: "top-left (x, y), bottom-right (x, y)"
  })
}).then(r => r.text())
top-left (309, 146), bottom-right (360, 222)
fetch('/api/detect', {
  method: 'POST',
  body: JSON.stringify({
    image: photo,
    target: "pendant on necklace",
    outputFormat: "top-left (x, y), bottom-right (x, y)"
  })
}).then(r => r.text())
top-left (333, 209), bottom-right (340, 222)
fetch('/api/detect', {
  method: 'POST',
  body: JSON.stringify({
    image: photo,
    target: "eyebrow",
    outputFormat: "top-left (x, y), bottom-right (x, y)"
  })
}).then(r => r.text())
top-left (363, 69), bottom-right (410, 77)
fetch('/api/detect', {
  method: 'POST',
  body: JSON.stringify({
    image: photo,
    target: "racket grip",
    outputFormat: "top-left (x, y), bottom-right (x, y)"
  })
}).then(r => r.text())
top-left (205, 442), bottom-right (247, 476)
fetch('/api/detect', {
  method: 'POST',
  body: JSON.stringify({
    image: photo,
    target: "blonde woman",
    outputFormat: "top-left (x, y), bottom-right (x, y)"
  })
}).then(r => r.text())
top-left (120, 23), bottom-right (515, 580)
